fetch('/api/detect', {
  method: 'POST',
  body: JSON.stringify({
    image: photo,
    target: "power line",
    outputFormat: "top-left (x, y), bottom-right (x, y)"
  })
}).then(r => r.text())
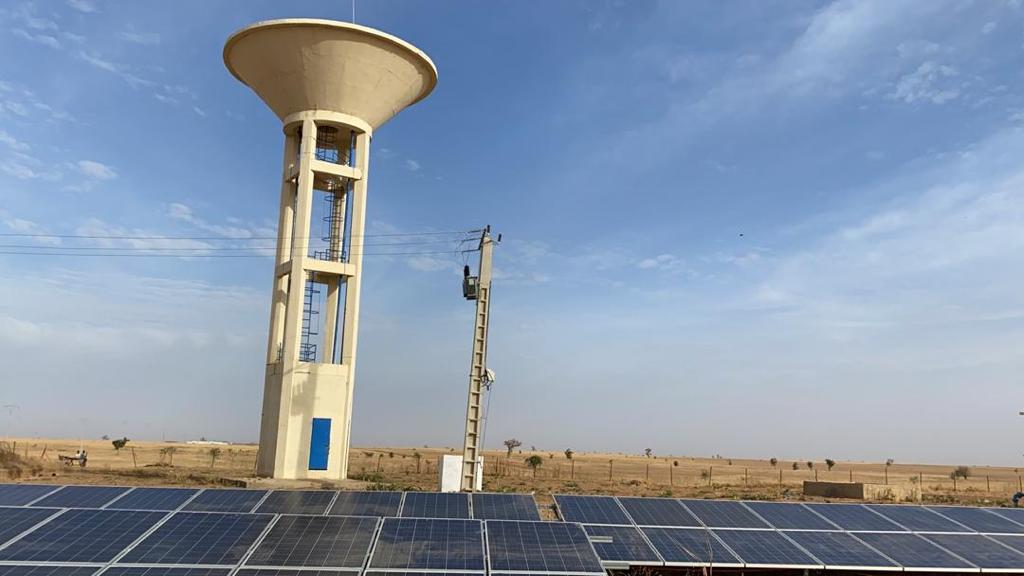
top-left (0, 238), bottom-right (476, 251)
top-left (0, 249), bottom-right (475, 259)
top-left (0, 229), bottom-right (478, 241)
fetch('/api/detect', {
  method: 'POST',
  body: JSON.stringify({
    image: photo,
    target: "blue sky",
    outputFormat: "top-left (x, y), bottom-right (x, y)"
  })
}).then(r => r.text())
top-left (2, 0), bottom-right (1024, 465)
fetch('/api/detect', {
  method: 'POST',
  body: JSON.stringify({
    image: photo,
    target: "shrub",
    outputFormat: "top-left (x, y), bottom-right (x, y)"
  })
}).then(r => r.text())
top-left (770, 457), bottom-right (778, 467)
top-left (951, 466), bottom-right (971, 480)
top-left (825, 459), bottom-right (835, 470)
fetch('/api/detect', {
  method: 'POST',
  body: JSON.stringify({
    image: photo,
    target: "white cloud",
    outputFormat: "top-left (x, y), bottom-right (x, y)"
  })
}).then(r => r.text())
top-left (887, 61), bottom-right (959, 104)
top-left (981, 21), bottom-right (997, 34)
top-left (0, 214), bottom-right (60, 245)
top-left (192, 106), bottom-right (206, 117)
top-left (0, 130), bottom-right (29, 151)
top-left (77, 160), bottom-right (116, 180)
top-left (404, 159), bottom-right (422, 172)
top-left (12, 28), bottom-right (61, 49)
top-left (636, 253), bottom-right (685, 271)
top-left (67, 0), bottom-right (97, 13)
top-left (406, 255), bottom-right (453, 272)
top-left (120, 30), bottom-right (160, 45)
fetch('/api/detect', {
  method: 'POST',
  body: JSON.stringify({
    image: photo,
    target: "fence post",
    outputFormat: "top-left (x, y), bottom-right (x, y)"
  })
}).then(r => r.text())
top-left (1018, 476), bottom-right (1022, 492)
top-left (953, 475), bottom-right (957, 492)
top-left (609, 460), bottom-right (613, 481)
top-left (987, 475), bottom-right (991, 492)
top-left (571, 459), bottom-right (575, 479)
top-left (884, 466), bottom-right (888, 485)
top-left (814, 469), bottom-right (818, 482)
top-left (131, 447), bottom-right (137, 468)
top-left (670, 463), bottom-right (674, 486)
top-left (708, 466), bottom-right (713, 486)
top-left (849, 469), bottom-right (853, 482)
top-left (744, 468), bottom-right (748, 486)
top-left (779, 468), bottom-right (783, 486)
top-left (646, 463), bottom-right (649, 482)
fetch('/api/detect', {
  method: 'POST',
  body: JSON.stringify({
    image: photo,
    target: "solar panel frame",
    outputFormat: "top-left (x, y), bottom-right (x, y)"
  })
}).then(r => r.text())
top-left (399, 492), bottom-right (471, 519)
top-left (0, 508), bottom-right (167, 563)
top-left (102, 569), bottom-right (233, 576)
top-left (367, 517), bottom-right (485, 571)
top-left (583, 524), bottom-right (663, 566)
top-left (0, 567), bottom-right (101, 576)
top-left (470, 493), bottom-right (540, 521)
top-left (782, 530), bottom-right (900, 571)
top-left (866, 504), bottom-right (972, 533)
top-left (104, 488), bottom-right (200, 512)
top-left (30, 485), bottom-right (130, 509)
top-left (805, 503), bottom-right (907, 532)
top-left (0, 484), bottom-right (62, 506)
top-left (988, 507), bottom-right (1024, 528)
top-left (640, 527), bottom-right (742, 567)
top-left (921, 533), bottom-right (1024, 570)
top-left (853, 532), bottom-right (977, 571)
top-left (742, 501), bottom-right (839, 531)
top-left (552, 495), bottom-right (631, 526)
top-left (485, 520), bottom-right (605, 575)
top-left (929, 506), bottom-right (1024, 534)
top-left (711, 529), bottom-right (821, 569)
top-left (617, 497), bottom-right (700, 527)
top-left (363, 573), bottom-right (480, 576)
top-left (678, 500), bottom-right (769, 529)
top-left (0, 506), bottom-right (63, 547)
top-left (327, 492), bottom-right (402, 517)
top-left (254, 491), bottom-right (337, 515)
top-left (119, 511), bottom-right (274, 566)
top-left (238, 571), bottom-right (361, 576)
top-left (181, 489), bottom-right (269, 514)
top-left (244, 514), bottom-right (379, 569)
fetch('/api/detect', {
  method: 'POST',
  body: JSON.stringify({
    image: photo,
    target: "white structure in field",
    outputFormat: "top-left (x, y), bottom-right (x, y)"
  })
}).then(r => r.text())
top-left (439, 455), bottom-right (483, 492)
top-left (223, 19), bottom-right (437, 479)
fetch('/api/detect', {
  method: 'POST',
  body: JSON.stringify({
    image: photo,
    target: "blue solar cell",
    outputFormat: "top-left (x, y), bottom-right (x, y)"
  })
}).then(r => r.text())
top-left (854, 532), bottom-right (975, 570)
top-left (254, 491), bottom-right (335, 515)
top-left (246, 515), bottom-right (378, 568)
top-left (31, 485), bottom-right (129, 509)
top-left (783, 530), bottom-right (897, 568)
top-left (0, 509), bottom-right (165, 562)
top-left (369, 518), bottom-right (484, 570)
top-left (712, 529), bottom-right (819, 568)
top-left (182, 489), bottom-right (267, 513)
top-left (471, 493), bottom-right (539, 521)
top-left (930, 506), bottom-right (1024, 534)
top-left (743, 501), bottom-right (837, 530)
top-left (0, 506), bottom-right (61, 546)
top-left (104, 569), bottom-right (231, 576)
top-left (922, 534), bottom-right (1024, 569)
top-left (364, 573), bottom-right (478, 576)
top-left (583, 524), bottom-right (662, 564)
top-left (486, 520), bottom-right (604, 574)
top-left (105, 488), bottom-right (198, 511)
top-left (0, 484), bottom-right (61, 506)
top-left (400, 492), bottom-right (470, 518)
top-left (679, 500), bottom-right (768, 528)
top-left (0, 567), bottom-right (99, 576)
top-left (554, 495), bottom-right (631, 525)
top-left (866, 505), bottom-right (971, 533)
top-left (618, 497), bottom-right (700, 527)
top-left (240, 571), bottom-right (360, 576)
top-left (328, 491), bottom-right (402, 517)
top-left (121, 511), bottom-right (272, 565)
top-left (988, 507), bottom-right (1024, 526)
top-left (987, 534), bottom-right (1024, 557)
top-left (641, 527), bottom-right (741, 566)
top-left (805, 503), bottom-right (905, 531)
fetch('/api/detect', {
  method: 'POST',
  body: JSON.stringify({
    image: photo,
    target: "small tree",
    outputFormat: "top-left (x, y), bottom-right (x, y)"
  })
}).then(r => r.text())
top-left (806, 461), bottom-right (814, 470)
top-left (504, 439), bottom-right (522, 457)
top-left (209, 447), bottom-right (222, 468)
top-left (886, 458), bottom-right (894, 467)
top-left (791, 462), bottom-right (799, 470)
top-left (525, 455), bottom-right (544, 476)
top-left (673, 460), bottom-right (679, 467)
top-left (160, 446), bottom-right (177, 466)
top-left (644, 448), bottom-right (653, 458)
top-left (951, 466), bottom-right (971, 480)
top-left (112, 437), bottom-right (129, 452)
top-left (825, 458), bottom-right (835, 471)
top-left (770, 457), bottom-right (778, 467)
top-left (101, 435), bottom-right (110, 441)
top-left (564, 448), bottom-right (574, 460)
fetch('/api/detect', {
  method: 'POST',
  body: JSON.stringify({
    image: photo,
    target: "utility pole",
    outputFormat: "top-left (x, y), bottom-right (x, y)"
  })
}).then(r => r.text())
top-left (460, 226), bottom-right (498, 492)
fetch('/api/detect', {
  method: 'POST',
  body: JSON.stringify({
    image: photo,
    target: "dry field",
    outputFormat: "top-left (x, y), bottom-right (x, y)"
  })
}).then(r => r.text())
top-left (2, 437), bottom-right (1022, 508)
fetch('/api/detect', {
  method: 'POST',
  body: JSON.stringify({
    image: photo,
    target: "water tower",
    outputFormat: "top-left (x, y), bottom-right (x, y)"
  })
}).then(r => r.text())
top-left (224, 19), bottom-right (437, 479)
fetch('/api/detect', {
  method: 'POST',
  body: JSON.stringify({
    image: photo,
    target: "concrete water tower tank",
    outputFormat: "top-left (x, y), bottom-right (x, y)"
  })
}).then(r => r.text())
top-left (223, 19), bottom-right (437, 479)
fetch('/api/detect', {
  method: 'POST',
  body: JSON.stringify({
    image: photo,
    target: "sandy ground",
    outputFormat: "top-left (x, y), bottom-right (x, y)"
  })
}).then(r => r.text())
top-left (3, 437), bottom-right (1021, 508)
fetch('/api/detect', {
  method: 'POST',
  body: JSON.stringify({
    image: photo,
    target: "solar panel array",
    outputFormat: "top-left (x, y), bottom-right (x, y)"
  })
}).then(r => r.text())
top-left (553, 493), bottom-right (1024, 572)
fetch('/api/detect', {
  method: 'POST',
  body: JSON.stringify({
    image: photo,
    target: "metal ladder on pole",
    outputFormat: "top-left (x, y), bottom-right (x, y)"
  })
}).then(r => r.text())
top-left (461, 228), bottom-right (495, 491)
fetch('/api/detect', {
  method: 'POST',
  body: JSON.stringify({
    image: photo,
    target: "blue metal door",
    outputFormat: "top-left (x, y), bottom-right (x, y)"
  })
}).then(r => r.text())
top-left (309, 418), bottom-right (331, 470)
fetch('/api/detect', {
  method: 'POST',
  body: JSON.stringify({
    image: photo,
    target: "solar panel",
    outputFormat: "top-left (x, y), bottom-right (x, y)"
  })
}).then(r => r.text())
top-left (471, 493), bottom-right (539, 521)
top-left (783, 530), bottom-right (897, 569)
top-left (553, 495), bottom-right (631, 525)
top-left (239, 571), bottom-right (360, 576)
top-left (853, 532), bottom-right (975, 570)
top-left (120, 511), bottom-right (272, 565)
top-left (679, 500), bottom-right (768, 529)
top-left (0, 484), bottom-right (60, 506)
top-left (986, 534), bottom-right (1024, 557)
top-left (805, 503), bottom-right (905, 531)
top-left (641, 527), bottom-right (741, 566)
top-left (486, 520), bottom-right (604, 574)
top-left (105, 488), bottom-right (198, 511)
top-left (988, 507), bottom-right (1024, 526)
top-left (364, 573), bottom-right (480, 576)
top-left (399, 492), bottom-right (471, 518)
top-left (712, 529), bottom-right (820, 568)
top-left (103, 569), bottom-right (232, 576)
top-left (246, 515), bottom-right (378, 568)
top-left (0, 567), bottom-right (100, 576)
top-left (743, 501), bottom-right (837, 530)
top-left (254, 490), bottom-right (336, 515)
top-left (368, 518), bottom-right (484, 571)
top-left (328, 491), bottom-right (402, 517)
top-left (922, 533), bottom-right (1024, 569)
top-left (866, 504), bottom-right (971, 533)
top-left (929, 506), bottom-right (1024, 534)
top-left (0, 509), bottom-right (165, 562)
top-left (618, 497), bottom-right (700, 527)
top-left (31, 485), bottom-right (129, 509)
top-left (182, 489), bottom-right (267, 513)
top-left (583, 524), bottom-right (663, 564)
top-left (0, 506), bottom-right (61, 546)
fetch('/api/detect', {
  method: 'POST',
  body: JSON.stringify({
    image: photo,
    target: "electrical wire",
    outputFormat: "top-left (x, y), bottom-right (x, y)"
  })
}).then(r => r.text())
top-left (0, 249), bottom-right (476, 258)
top-left (0, 229), bottom-right (479, 241)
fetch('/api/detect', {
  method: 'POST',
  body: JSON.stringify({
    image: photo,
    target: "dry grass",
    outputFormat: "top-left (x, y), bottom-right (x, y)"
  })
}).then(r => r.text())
top-left (2, 437), bottom-right (1020, 507)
